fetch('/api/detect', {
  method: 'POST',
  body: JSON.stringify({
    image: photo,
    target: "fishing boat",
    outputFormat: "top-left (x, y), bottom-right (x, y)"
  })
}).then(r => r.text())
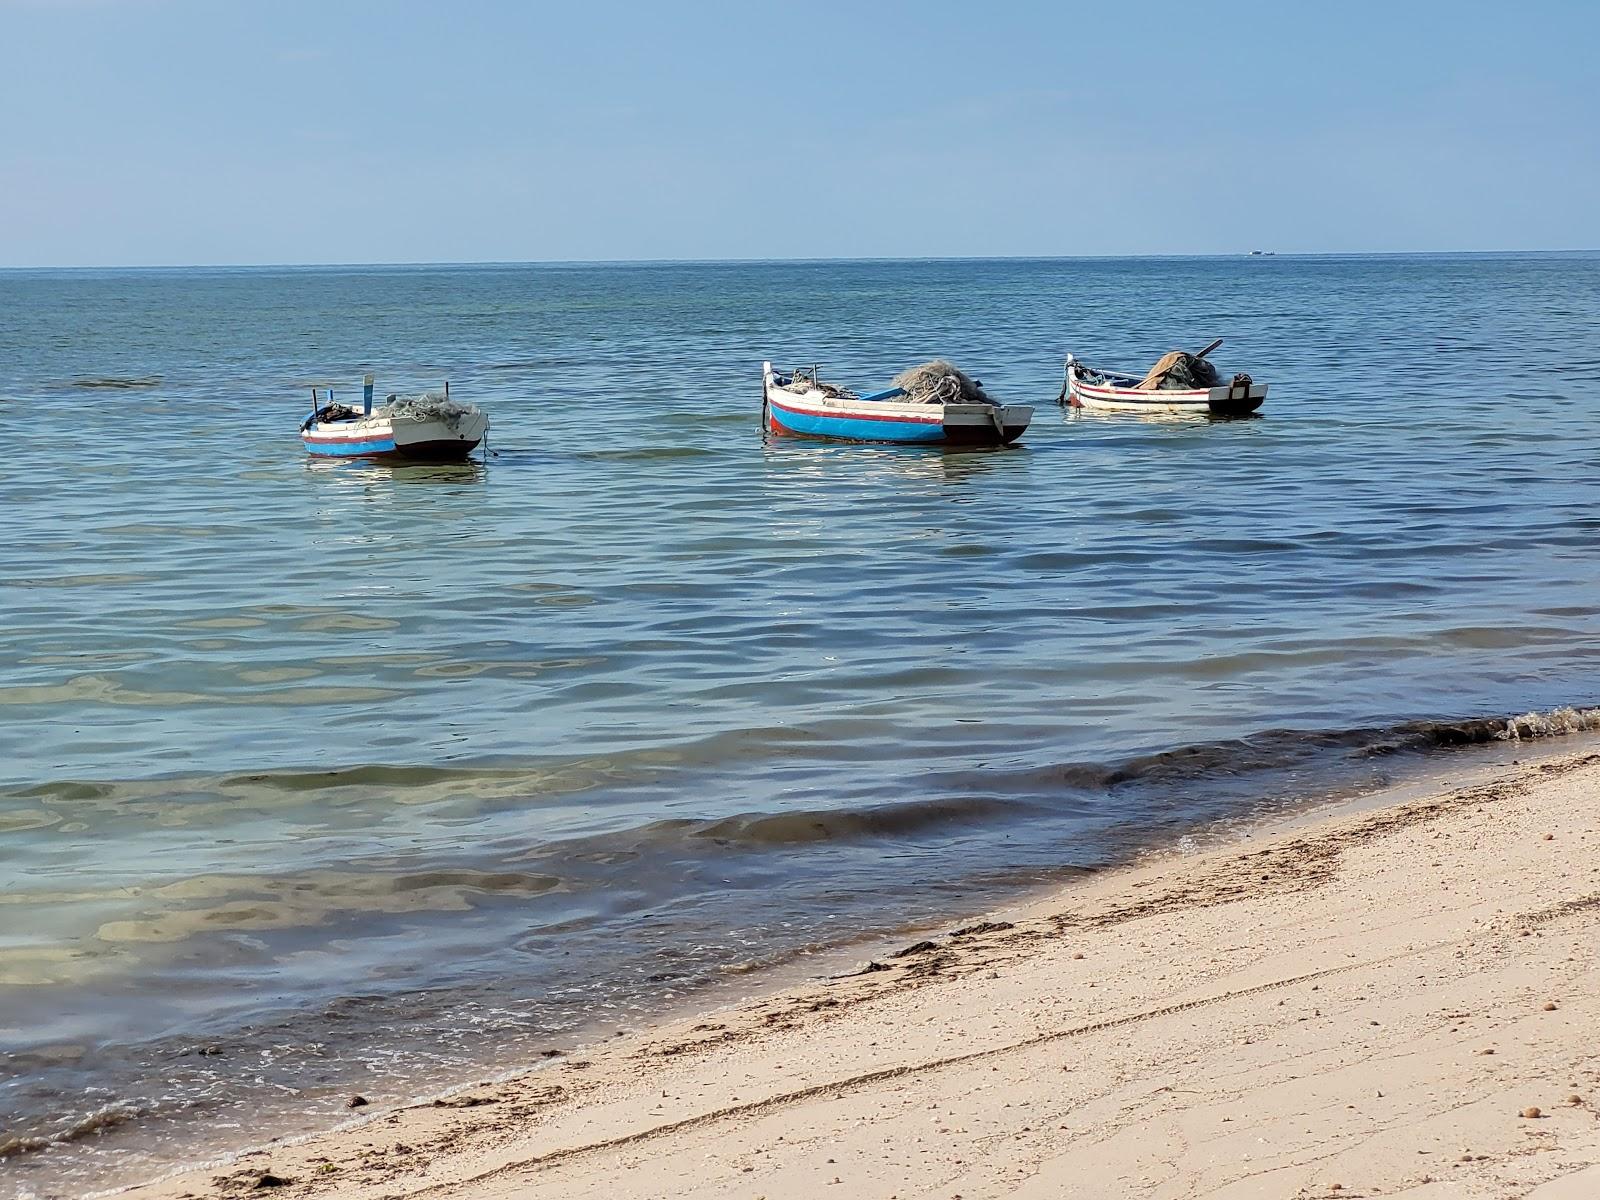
top-left (300, 375), bottom-right (489, 461)
top-left (1060, 339), bottom-right (1267, 417)
top-left (762, 360), bottom-right (1032, 445)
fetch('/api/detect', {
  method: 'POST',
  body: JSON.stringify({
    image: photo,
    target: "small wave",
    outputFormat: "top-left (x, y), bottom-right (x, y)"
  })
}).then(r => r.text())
top-left (504, 794), bottom-right (1026, 865)
top-left (66, 375), bottom-right (162, 390)
top-left (1505, 706), bottom-right (1600, 740)
top-left (578, 446), bottom-right (718, 462)
top-left (217, 762), bottom-right (528, 792)
top-left (945, 704), bottom-right (1600, 796)
top-left (0, 1102), bottom-right (144, 1159)
top-left (691, 794), bottom-right (1021, 847)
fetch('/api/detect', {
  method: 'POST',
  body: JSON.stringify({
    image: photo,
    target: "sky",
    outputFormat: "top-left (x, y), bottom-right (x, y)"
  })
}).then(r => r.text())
top-left (0, 0), bottom-right (1595, 266)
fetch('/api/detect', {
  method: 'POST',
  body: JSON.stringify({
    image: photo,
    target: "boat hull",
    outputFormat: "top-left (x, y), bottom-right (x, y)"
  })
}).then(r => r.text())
top-left (301, 412), bottom-right (488, 461)
top-left (763, 365), bottom-right (1030, 445)
top-left (1066, 366), bottom-right (1267, 416)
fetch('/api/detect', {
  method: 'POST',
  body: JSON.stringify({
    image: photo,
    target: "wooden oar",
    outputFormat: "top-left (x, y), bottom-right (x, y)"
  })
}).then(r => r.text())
top-left (1193, 338), bottom-right (1224, 359)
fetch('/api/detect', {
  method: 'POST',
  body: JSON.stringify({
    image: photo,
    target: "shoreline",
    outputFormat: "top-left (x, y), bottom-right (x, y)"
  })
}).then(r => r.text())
top-left (13, 719), bottom-right (1588, 1197)
top-left (101, 745), bottom-right (1600, 1200)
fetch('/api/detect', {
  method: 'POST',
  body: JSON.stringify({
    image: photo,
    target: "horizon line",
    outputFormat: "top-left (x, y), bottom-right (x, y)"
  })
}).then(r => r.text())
top-left (1, 248), bottom-right (1595, 273)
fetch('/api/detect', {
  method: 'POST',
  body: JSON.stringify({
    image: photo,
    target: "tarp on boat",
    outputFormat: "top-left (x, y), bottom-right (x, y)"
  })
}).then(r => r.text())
top-left (1137, 351), bottom-right (1222, 391)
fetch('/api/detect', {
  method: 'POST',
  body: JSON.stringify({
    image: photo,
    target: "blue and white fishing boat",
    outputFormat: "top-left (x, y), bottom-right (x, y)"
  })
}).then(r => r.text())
top-left (762, 360), bottom-right (1031, 445)
top-left (300, 375), bottom-right (489, 461)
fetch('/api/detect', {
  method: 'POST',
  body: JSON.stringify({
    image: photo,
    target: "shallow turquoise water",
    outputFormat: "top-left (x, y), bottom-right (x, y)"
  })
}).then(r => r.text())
top-left (2, 254), bottom-right (1599, 1192)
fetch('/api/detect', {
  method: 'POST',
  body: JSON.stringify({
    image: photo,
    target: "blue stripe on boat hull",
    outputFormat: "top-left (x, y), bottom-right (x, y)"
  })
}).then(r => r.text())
top-left (304, 438), bottom-right (399, 456)
top-left (767, 400), bottom-right (946, 444)
top-left (302, 438), bottom-right (483, 461)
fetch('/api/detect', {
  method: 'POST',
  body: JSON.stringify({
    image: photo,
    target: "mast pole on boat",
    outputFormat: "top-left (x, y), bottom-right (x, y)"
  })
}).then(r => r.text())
top-left (362, 373), bottom-right (374, 417)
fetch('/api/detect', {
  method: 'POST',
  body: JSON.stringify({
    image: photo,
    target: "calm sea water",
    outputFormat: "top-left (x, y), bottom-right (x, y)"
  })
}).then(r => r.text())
top-left (3, 254), bottom-right (1599, 1194)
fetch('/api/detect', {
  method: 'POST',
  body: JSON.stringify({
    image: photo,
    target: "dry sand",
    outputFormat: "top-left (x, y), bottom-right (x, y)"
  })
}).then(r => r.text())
top-left (117, 751), bottom-right (1600, 1200)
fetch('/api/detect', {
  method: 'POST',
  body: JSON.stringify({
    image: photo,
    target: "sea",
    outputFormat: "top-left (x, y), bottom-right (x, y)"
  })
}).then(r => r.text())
top-left (2, 253), bottom-right (1599, 1196)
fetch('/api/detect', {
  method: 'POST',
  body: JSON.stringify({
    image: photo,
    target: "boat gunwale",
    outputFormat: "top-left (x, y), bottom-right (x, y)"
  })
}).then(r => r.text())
top-left (765, 365), bottom-right (1028, 419)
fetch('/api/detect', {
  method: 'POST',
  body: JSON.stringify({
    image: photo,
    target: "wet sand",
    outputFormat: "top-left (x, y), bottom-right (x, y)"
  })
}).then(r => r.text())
top-left (113, 751), bottom-right (1600, 1200)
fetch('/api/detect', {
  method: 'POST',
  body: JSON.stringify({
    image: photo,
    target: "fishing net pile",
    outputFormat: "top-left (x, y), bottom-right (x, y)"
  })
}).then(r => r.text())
top-left (891, 360), bottom-right (994, 405)
top-left (1136, 351), bottom-right (1222, 391)
top-left (382, 391), bottom-right (479, 432)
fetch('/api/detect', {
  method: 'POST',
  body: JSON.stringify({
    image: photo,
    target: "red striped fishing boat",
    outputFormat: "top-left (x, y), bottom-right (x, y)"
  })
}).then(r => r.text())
top-left (1061, 340), bottom-right (1267, 417)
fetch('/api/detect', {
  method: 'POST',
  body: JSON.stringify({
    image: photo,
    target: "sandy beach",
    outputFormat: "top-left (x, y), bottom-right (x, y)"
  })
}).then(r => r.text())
top-left (103, 747), bottom-right (1600, 1200)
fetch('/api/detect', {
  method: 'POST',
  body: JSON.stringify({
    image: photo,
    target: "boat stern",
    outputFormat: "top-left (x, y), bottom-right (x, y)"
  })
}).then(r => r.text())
top-left (1204, 381), bottom-right (1268, 416)
top-left (940, 402), bottom-right (1033, 445)
top-left (1000, 404), bottom-right (1034, 443)
top-left (389, 408), bottom-right (489, 459)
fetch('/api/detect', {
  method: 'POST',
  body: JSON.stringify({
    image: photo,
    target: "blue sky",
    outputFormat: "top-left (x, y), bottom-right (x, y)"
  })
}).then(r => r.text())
top-left (1, 0), bottom-right (1594, 266)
